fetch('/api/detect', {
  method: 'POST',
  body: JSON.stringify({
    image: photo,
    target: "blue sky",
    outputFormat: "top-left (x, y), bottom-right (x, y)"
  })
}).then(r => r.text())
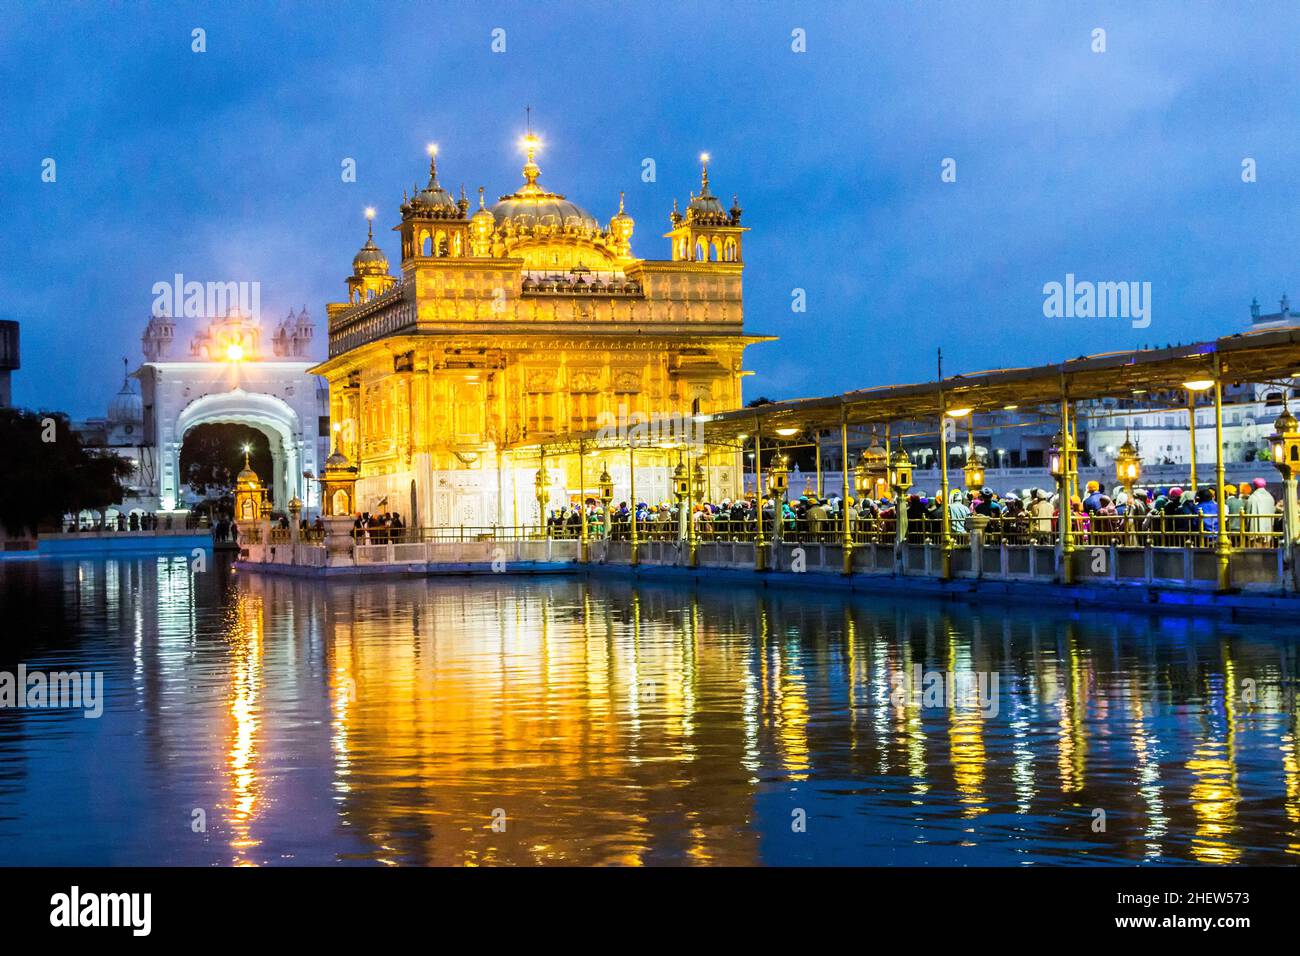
top-left (3, 0), bottom-right (1299, 417)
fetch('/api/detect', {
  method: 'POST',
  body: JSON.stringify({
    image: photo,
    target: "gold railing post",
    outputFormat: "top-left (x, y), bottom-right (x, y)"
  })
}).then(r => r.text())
top-left (1213, 374), bottom-right (1231, 591)
top-left (754, 418), bottom-right (768, 571)
top-left (841, 410), bottom-right (853, 575)
top-left (628, 443), bottom-right (639, 566)
top-left (815, 430), bottom-right (823, 498)
top-left (1059, 384), bottom-right (1076, 584)
top-left (686, 453), bottom-right (698, 568)
top-left (578, 440), bottom-right (589, 563)
top-left (1188, 389), bottom-right (1199, 496)
top-left (938, 404), bottom-right (953, 581)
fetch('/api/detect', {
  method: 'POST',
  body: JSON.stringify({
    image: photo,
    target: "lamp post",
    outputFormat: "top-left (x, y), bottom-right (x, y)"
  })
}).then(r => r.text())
top-left (1115, 429), bottom-right (1141, 543)
top-left (1184, 379), bottom-right (1214, 496)
top-left (1049, 421), bottom-right (1075, 584)
top-left (288, 495), bottom-right (302, 544)
top-left (767, 452), bottom-right (789, 546)
top-left (534, 461), bottom-right (550, 539)
top-left (598, 463), bottom-right (615, 541)
top-left (672, 459), bottom-right (690, 543)
top-left (1269, 405), bottom-right (1300, 591)
top-left (578, 442), bottom-right (589, 563)
top-left (962, 418), bottom-right (985, 491)
top-left (888, 448), bottom-right (912, 572)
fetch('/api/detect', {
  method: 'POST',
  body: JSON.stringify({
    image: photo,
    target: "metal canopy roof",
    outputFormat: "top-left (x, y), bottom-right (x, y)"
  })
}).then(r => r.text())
top-left (509, 324), bottom-right (1300, 455)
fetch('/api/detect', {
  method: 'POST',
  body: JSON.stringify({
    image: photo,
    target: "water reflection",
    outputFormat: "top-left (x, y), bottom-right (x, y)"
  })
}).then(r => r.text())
top-left (2, 556), bottom-right (1300, 865)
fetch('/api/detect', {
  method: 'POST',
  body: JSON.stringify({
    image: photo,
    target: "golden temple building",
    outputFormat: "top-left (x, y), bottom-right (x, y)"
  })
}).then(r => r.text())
top-left (312, 132), bottom-right (771, 528)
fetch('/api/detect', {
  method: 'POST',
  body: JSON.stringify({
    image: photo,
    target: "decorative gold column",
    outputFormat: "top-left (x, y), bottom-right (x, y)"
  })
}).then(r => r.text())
top-left (1188, 389), bottom-right (1199, 495)
top-left (840, 411), bottom-right (853, 576)
top-left (754, 418), bottom-right (767, 572)
top-left (815, 431), bottom-right (823, 498)
top-left (1059, 384), bottom-right (1076, 585)
top-left (938, 404), bottom-right (953, 581)
top-left (628, 443), bottom-right (639, 567)
top-left (578, 440), bottom-right (589, 563)
top-left (1213, 374), bottom-right (1231, 591)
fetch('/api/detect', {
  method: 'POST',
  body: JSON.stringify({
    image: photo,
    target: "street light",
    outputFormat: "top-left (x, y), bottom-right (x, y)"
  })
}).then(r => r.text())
top-left (856, 432), bottom-right (888, 500)
top-left (598, 463), bottom-right (615, 540)
top-left (1270, 406), bottom-right (1300, 585)
top-left (1048, 430), bottom-right (1073, 480)
top-left (534, 465), bottom-right (550, 535)
top-left (1268, 406), bottom-right (1300, 477)
top-left (692, 460), bottom-right (706, 503)
top-left (888, 449), bottom-right (912, 494)
top-left (765, 452), bottom-right (789, 498)
top-left (1115, 430), bottom-right (1142, 488)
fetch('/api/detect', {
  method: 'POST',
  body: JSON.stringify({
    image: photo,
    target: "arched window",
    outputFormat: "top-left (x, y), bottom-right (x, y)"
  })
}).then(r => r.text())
top-left (694, 242), bottom-right (705, 261)
top-left (421, 233), bottom-right (432, 257)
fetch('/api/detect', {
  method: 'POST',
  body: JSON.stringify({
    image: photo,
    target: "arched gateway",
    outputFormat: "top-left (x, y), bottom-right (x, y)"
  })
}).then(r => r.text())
top-left (78, 307), bottom-right (333, 517)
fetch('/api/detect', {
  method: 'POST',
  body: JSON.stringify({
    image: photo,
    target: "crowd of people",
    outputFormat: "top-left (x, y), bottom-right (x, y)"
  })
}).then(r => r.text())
top-left (350, 510), bottom-right (407, 543)
top-left (542, 477), bottom-right (1289, 548)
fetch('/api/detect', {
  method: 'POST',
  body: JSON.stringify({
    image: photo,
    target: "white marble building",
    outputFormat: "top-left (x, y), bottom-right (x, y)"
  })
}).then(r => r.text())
top-left (79, 308), bottom-right (330, 518)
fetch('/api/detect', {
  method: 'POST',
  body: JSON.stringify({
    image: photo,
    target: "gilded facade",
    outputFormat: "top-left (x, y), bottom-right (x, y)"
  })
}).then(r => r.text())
top-left (313, 134), bottom-right (770, 528)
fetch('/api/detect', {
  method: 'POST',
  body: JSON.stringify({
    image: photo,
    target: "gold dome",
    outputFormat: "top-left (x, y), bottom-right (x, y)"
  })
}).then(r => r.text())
top-left (236, 450), bottom-right (260, 485)
top-left (352, 218), bottom-right (389, 276)
top-left (489, 134), bottom-right (600, 235)
top-left (406, 150), bottom-right (461, 219)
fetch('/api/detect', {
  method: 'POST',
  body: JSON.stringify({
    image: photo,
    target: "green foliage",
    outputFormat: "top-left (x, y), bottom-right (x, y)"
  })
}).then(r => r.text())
top-left (0, 408), bottom-right (134, 534)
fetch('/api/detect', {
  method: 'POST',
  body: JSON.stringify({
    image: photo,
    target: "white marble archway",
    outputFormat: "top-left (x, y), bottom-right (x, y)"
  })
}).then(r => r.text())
top-left (164, 389), bottom-right (306, 511)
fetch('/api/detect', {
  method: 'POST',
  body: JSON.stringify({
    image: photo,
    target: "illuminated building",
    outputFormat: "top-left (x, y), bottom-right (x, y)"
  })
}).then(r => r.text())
top-left (312, 134), bottom-right (770, 527)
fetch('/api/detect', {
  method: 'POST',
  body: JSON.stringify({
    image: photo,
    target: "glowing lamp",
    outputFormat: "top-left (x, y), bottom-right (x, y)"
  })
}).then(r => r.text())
top-left (692, 461), bottom-right (706, 502)
top-left (962, 452), bottom-right (986, 491)
top-left (1269, 407), bottom-right (1300, 479)
top-left (598, 465), bottom-right (615, 504)
top-left (888, 449), bottom-right (913, 494)
top-left (672, 462), bottom-right (689, 502)
top-left (1115, 432), bottom-right (1142, 487)
top-left (766, 453), bottom-right (790, 498)
top-left (226, 343), bottom-right (245, 362)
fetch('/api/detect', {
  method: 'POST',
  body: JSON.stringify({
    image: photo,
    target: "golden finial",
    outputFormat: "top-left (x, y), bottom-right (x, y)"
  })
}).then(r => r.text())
top-left (364, 206), bottom-right (375, 240)
top-left (699, 152), bottom-right (711, 193)
top-left (478, 185), bottom-right (486, 209)
top-left (426, 143), bottom-right (439, 183)
top-left (519, 132), bottom-right (541, 186)
top-left (618, 191), bottom-right (625, 214)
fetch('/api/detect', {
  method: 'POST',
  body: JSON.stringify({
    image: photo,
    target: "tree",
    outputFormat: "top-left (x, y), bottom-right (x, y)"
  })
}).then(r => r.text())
top-left (0, 408), bottom-right (134, 534)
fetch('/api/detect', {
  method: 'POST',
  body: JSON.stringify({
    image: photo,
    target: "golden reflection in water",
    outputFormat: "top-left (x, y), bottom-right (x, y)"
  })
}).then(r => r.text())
top-left (1056, 633), bottom-right (1089, 794)
top-left (1187, 654), bottom-right (1241, 864)
top-left (225, 590), bottom-right (264, 865)
top-left (209, 571), bottom-right (1300, 866)
top-left (1282, 705), bottom-right (1300, 857)
top-left (309, 579), bottom-right (763, 866)
top-left (946, 628), bottom-right (986, 819)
